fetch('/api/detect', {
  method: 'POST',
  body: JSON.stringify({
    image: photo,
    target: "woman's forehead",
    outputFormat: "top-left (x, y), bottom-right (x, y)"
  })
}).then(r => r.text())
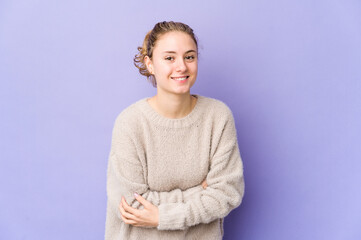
top-left (154, 32), bottom-right (197, 53)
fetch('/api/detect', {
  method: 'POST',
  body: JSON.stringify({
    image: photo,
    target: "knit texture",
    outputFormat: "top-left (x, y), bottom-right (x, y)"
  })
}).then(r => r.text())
top-left (105, 94), bottom-right (245, 240)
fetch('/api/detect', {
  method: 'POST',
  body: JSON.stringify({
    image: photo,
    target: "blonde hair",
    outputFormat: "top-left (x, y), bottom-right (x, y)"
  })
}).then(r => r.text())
top-left (134, 21), bottom-right (198, 87)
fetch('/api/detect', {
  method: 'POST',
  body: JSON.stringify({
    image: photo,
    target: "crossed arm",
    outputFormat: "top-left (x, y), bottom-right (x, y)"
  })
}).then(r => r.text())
top-left (118, 179), bottom-right (209, 227)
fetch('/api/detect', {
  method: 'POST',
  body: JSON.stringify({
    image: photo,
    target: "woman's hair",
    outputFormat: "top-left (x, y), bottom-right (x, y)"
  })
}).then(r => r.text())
top-left (134, 21), bottom-right (198, 87)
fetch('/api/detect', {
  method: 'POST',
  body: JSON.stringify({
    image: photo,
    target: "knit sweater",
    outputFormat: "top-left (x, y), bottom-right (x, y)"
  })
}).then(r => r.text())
top-left (105, 94), bottom-right (244, 240)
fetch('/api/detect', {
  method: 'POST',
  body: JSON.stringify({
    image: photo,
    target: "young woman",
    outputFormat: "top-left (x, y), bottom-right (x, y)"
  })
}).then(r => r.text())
top-left (105, 21), bottom-right (245, 240)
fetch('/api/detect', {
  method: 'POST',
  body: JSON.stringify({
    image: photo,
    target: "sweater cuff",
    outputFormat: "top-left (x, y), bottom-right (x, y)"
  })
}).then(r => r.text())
top-left (157, 202), bottom-right (186, 231)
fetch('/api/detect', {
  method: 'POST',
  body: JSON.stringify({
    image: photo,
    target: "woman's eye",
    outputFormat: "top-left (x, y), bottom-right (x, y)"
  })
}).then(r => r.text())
top-left (165, 56), bottom-right (174, 61)
top-left (185, 55), bottom-right (195, 60)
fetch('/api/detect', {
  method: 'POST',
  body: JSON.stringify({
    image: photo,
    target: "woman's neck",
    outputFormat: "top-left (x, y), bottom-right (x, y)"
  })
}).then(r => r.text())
top-left (148, 93), bottom-right (197, 119)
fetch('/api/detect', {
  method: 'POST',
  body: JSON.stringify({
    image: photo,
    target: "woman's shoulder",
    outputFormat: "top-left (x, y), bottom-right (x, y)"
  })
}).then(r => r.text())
top-left (198, 95), bottom-right (234, 118)
top-left (112, 98), bottom-right (147, 127)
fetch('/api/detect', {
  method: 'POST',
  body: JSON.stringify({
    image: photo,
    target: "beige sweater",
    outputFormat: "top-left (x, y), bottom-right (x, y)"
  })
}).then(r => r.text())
top-left (105, 94), bottom-right (244, 240)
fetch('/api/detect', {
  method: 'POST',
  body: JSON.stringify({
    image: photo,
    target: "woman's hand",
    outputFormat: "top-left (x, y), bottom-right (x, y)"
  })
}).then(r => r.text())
top-left (119, 193), bottom-right (159, 228)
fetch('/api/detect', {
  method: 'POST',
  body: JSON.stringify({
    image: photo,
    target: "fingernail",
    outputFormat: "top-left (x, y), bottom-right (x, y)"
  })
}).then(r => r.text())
top-left (134, 192), bottom-right (139, 198)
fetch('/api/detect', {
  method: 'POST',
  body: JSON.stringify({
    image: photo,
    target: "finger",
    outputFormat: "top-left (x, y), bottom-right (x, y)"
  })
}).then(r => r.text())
top-left (122, 197), bottom-right (141, 217)
top-left (134, 192), bottom-right (151, 208)
top-left (120, 213), bottom-right (138, 225)
top-left (203, 180), bottom-right (208, 188)
top-left (119, 201), bottom-right (137, 220)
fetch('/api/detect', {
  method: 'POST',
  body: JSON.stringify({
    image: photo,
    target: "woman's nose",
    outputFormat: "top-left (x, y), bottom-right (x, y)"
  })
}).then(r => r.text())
top-left (175, 58), bottom-right (187, 72)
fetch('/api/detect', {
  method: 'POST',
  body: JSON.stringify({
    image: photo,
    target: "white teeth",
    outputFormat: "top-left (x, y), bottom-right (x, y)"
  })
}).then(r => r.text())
top-left (173, 77), bottom-right (188, 81)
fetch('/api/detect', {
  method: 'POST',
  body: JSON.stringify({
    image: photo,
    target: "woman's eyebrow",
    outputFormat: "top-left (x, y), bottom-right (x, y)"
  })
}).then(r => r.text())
top-left (162, 50), bottom-right (197, 54)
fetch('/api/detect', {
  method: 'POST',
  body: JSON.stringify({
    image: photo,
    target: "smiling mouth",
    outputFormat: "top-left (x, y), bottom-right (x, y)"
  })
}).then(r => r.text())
top-left (171, 76), bottom-right (189, 81)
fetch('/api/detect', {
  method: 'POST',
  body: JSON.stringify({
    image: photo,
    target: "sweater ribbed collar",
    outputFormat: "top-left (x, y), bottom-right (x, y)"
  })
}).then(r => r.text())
top-left (136, 94), bottom-right (205, 128)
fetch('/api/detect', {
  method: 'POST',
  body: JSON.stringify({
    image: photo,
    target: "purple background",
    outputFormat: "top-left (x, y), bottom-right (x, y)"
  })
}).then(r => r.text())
top-left (1, 1), bottom-right (361, 239)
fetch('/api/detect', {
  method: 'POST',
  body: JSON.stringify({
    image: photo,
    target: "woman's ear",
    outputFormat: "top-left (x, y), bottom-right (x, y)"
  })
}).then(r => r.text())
top-left (144, 56), bottom-right (154, 75)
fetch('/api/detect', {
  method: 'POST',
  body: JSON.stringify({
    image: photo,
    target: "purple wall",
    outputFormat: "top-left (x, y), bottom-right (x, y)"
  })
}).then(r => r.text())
top-left (1, 1), bottom-right (360, 239)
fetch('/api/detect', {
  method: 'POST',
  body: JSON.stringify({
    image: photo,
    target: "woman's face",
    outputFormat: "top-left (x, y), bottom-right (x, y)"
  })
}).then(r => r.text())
top-left (146, 31), bottom-right (198, 96)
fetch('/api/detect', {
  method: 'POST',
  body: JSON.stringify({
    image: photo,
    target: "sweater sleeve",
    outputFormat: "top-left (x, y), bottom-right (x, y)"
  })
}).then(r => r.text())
top-left (106, 117), bottom-right (204, 221)
top-left (156, 108), bottom-right (245, 230)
